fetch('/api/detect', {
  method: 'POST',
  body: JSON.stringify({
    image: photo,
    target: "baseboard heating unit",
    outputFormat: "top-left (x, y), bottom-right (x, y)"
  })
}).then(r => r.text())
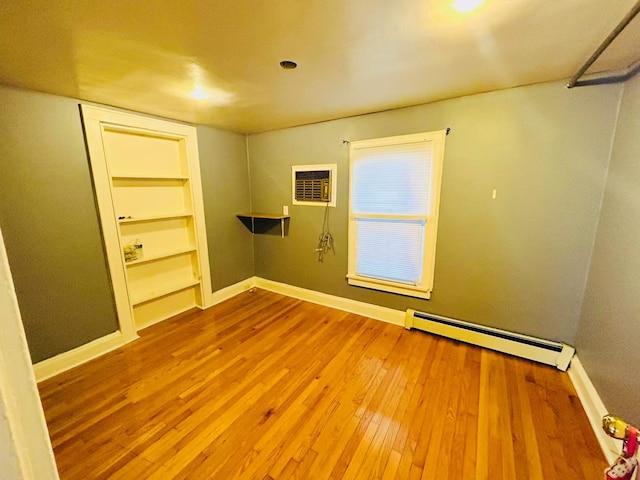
top-left (405, 309), bottom-right (575, 371)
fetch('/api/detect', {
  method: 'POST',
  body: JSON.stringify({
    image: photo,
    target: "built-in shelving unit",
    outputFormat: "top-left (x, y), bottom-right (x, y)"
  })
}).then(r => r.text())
top-left (111, 150), bottom-right (202, 329)
top-left (236, 213), bottom-right (290, 238)
top-left (83, 105), bottom-right (212, 336)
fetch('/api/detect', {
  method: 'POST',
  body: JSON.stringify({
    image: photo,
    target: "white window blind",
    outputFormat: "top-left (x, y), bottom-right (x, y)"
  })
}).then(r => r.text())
top-left (355, 218), bottom-right (424, 284)
top-left (348, 131), bottom-right (446, 299)
top-left (351, 142), bottom-right (433, 216)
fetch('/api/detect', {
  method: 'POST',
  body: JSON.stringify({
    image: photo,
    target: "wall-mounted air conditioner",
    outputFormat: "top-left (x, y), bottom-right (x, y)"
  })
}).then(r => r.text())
top-left (292, 164), bottom-right (337, 207)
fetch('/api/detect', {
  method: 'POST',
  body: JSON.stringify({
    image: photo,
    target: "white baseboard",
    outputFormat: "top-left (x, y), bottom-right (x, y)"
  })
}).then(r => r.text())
top-left (254, 279), bottom-right (620, 464)
top-left (35, 277), bottom-right (257, 382)
top-left (33, 274), bottom-right (619, 468)
top-left (568, 355), bottom-right (619, 463)
top-left (210, 277), bottom-right (257, 306)
top-left (254, 277), bottom-right (405, 326)
top-left (33, 277), bottom-right (400, 383)
top-left (34, 330), bottom-right (135, 383)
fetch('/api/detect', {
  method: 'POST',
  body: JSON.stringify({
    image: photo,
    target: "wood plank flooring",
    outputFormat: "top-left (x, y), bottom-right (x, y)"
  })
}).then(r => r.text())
top-left (38, 289), bottom-right (607, 479)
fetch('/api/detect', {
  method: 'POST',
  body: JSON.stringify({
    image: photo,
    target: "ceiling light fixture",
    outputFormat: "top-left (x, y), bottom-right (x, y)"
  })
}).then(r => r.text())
top-left (280, 60), bottom-right (298, 69)
top-left (453, 0), bottom-right (483, 13)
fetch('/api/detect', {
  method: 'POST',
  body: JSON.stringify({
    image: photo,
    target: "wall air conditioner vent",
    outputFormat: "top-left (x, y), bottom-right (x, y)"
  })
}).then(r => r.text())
top-left (292, 164), bottom-right (337, 207)
top-left (295, 170), bottom-right (330, 202)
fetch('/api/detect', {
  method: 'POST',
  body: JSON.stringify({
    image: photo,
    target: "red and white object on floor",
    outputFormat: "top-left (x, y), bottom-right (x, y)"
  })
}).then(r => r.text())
top-left (605, 426), bottom-right (639, 480)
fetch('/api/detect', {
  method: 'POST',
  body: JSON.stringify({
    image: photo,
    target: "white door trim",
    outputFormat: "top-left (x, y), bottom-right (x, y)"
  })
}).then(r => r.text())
top-left (81, 105), bottom-right (213, 339)
top-left (0, 228), bottom-right (59, 479)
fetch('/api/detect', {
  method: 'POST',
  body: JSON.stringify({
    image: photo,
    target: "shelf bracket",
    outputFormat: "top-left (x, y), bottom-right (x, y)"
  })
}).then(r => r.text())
top-left (236, 213), bottom-right (289, 238)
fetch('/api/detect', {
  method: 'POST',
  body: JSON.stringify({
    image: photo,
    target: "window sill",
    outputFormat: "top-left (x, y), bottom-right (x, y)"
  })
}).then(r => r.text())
top-left (347, 275), bottom-right (432, 300)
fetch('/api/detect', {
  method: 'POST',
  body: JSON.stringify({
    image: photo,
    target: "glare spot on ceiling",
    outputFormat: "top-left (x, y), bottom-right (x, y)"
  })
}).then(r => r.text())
top-left (453, 0), bottom-right (484, 13)
top-left (188, 63), bottom-right (236, 106)
top-left (191, 85), bottom-right (208, 100)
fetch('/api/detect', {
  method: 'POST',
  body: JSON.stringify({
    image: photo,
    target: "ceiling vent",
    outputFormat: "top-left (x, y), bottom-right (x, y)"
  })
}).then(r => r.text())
top-left (292, 164), bottom-right (337, 207)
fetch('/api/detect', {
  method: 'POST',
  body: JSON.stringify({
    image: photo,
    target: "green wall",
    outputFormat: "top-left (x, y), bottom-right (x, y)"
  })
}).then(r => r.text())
top-left (0, 86), bottom-right (118, 363)
top-left (0, 86), bottom-right (254, 362)
top-left (2, 76), bottom-right (638, 426)
top-left (248, 80), bottom-right (622, 343)
top-left (197, 126), bottom-right (254, 290)
top-left (576, 75), bottom-right (640, 424)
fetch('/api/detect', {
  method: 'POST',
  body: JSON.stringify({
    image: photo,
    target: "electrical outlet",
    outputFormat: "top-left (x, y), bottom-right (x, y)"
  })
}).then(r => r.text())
top-left (283, 205), bottom-right (289, 215)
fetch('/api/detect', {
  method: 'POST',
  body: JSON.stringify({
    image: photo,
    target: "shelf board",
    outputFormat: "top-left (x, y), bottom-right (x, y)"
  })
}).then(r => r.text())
top-left (236, 213), bottom-right (289, 220)
top-left (130, 278), bottom-right (201, 306)
top-left (236, 213), bottom-right (290, 238)
top-left (125, 247), bottom-right (197, 266)
top-left (111, 175), bottom-right (189, 181)
top-left (119, 213), bottom-right (193, 224)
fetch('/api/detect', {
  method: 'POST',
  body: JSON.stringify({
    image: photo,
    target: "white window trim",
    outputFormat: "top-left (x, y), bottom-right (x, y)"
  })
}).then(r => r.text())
top-left (347, 130), bottom-right (446, 299)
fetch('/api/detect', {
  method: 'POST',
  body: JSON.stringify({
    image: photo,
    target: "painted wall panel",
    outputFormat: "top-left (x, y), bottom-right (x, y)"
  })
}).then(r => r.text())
top-left (0, 228), bottom-right (58, 479)
top-left (0, 86), bottom-right (118, 363)
top-left (197, 126), bottom-right (254, 291)
top-left (248, 80), bottom-right (622, 343)
top-left (576, 74), bottom-right (640, 425)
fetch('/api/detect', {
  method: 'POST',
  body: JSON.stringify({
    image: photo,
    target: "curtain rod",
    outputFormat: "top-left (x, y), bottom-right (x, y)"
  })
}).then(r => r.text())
top-left (342, 127), bottom-right (451, 144)
top-left (567, 1), bottom-right (640, 88)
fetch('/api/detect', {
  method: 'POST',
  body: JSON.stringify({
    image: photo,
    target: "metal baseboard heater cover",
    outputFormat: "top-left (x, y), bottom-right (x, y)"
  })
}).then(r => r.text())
top-left (405, 309), bottom-right (575, 371)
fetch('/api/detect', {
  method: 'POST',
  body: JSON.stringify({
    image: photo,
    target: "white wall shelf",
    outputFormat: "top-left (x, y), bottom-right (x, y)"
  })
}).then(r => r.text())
top-left (130, 278), bottom-right (201, 306)
top-left (118, 213), bottom-right (194, 224)
top-left (111, 175), bottom-right (189, 181)
top-left (124, 247), bottom-right (197, 266)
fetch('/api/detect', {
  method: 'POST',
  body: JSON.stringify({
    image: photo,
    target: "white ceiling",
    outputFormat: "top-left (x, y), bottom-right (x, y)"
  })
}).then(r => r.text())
top-left (1, 0), bottom-right (639, 133)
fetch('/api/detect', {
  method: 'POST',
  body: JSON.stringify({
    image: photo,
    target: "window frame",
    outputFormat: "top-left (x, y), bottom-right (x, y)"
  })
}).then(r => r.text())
top-left (347, 130), bottom-right (446, 299)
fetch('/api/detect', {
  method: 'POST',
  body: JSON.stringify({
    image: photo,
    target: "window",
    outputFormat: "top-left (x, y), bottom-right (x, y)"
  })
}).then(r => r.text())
top-left (347, 131), bottom-right (446, 299)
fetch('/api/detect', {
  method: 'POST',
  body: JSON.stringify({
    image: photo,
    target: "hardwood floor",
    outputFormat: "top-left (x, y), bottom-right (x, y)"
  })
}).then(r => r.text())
top-left (39, 289), bottom-right (607, 479)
